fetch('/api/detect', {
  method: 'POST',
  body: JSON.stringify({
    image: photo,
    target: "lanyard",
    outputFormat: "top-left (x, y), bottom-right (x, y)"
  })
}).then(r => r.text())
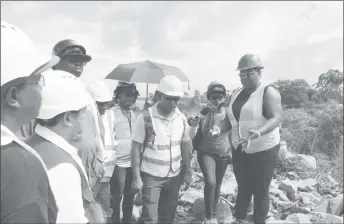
top-left (120, 108), bottom-right (132, 134)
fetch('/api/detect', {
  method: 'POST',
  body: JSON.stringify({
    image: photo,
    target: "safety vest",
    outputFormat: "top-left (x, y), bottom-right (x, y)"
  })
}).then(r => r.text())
top-left (113, 105), bottom-right (139, 168)
top-left (101, 110), bottom-right (117, 179)
top-left (227, 82), bottom-right (280, 154)
top-left (29, 125), bottom-right (104, 223)
top-left (140, 105), bottom-right (186, 178)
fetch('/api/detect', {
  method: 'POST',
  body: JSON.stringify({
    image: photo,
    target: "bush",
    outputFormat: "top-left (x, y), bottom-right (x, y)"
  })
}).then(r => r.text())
top-left (282, 108), bottom-right (318, 154)
top-left (282, 102), bottom-right (343, 159)
top-left (312, 102), bottom-right (343, 158)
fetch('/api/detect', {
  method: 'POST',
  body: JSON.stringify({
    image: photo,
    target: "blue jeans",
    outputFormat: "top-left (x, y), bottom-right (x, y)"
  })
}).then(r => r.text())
top-left (138, 172), bottom-right (181, 224)
top-left (110, 166), bottom-right (134, 223)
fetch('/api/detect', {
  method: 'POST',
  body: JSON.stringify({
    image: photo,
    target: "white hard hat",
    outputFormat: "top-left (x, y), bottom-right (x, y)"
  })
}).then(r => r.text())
top-left (1, 21), bottom-right (60, 86)
top-left (86, 80), bottom-right (113, 103)
top-left (37, 70), bottom-right (93, 120)
top-left (157, 75), bottom-right (184, 97)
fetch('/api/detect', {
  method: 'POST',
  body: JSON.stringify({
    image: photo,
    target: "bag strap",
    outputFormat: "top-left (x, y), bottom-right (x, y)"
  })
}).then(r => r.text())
top-left (140, 109), bottom-right (154, 167)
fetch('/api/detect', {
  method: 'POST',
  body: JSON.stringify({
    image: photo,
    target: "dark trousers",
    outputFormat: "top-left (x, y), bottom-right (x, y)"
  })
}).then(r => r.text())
top-left (232, 144), bottom-right (280, 224)
top-left (197, 151), bottom-right (229, 219)
top-left (92, 181), bottom-right (111, 217)
top-left (110, 166), bottom-right (134, 223)
top-left (138, 172), bottom-right (181, 224)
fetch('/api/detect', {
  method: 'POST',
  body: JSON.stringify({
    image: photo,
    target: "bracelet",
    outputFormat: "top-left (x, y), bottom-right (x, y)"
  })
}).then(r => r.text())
top-left (257, 130), bottom-right (261, 137)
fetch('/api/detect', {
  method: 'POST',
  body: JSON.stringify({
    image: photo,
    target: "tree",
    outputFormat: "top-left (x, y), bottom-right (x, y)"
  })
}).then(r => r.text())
top-left (191, 90), bottom-right (201, 107)
top-left (316, 69), bottom-right (343, 103)
top-left (272, 79), bottom-right (313, 108)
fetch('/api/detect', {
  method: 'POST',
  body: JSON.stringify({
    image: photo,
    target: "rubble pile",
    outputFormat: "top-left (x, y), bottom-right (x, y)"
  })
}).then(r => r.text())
top-left (171, 145), bottom-right (344, 224)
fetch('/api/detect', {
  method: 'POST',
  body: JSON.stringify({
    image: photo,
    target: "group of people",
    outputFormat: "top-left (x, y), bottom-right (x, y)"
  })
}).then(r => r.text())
top-left (189, 54), bottom-right (282, 224)
top-left (1, 20), bottom-right (282, 224)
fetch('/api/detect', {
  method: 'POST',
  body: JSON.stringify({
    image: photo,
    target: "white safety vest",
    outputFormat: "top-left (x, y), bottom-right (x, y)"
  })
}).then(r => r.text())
top-left (101, 110), bottom-right (117, 178)
top-left (227, 82), bottom-right (280, 154)
top-left (140, 106), bottom-right (186, 178)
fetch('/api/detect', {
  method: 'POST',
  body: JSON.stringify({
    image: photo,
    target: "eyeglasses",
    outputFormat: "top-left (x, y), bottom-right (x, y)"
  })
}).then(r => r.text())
top-left (61, 55), bottom-right (88, 66)
top-left (238, 70), bottom-right (257, 79)
top-left (210, 95), bottom-right (224, 101)
top-left (163, 96), bottom-right (181, 102)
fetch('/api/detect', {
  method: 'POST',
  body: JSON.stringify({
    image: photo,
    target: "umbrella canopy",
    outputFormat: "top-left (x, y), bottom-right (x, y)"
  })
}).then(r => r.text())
top-left (105, 60), bottom-right (190, 84)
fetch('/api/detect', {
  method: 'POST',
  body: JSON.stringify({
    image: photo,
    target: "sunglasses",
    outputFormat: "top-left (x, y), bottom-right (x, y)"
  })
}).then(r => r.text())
top-left (238, 70), bottom-right (258, 79)
top-left (210, 95), bottom-right (224, 101)
top-left (163, 95), bottom-right (181, 102)
top-left (61, 55), bottom-right (88, 66)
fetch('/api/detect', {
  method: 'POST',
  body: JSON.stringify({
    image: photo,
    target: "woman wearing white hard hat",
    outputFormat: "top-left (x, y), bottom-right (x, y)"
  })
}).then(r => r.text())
top-left (228, 54), bottom-right (282, 224)
top-left (1, 21), bottom-right (59, 223)
top-left (26, 71), bottom-right (105, 223)
top-left (86, 80), bottom-right (116, 221)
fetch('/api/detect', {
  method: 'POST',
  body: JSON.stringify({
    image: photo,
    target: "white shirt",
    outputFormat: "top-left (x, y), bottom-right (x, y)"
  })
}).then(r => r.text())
top-left (35, 124), bottom-right (89, 224)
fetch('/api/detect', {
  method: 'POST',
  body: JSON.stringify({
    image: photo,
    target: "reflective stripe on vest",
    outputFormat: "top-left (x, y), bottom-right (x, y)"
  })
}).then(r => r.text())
top-left (140, 107), bottom-right (184, 177)
top-left (227, 82), bottom-right (280, 154)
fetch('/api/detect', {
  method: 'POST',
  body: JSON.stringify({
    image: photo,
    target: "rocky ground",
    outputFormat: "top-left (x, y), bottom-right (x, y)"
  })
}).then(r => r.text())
top-left (130, 142), bottom-right (343, 224)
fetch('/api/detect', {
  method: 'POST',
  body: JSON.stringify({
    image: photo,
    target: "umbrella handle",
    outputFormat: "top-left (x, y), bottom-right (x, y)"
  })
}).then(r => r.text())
top-left (146, 84), bottom-right (149, 101)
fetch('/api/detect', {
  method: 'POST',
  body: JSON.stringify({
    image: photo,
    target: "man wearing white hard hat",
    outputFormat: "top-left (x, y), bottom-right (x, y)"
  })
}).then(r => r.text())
top-left (18, 39), bottom-right (92, 139)
top-left (26, 71), bottom-right (105, 223)
top-left (19, 37), bottom-right (106, 200)
top-left (1, 21), bottom-right (59, 223)
top-left (131, 75), bottom-right (193, 224)
top-left (86, 80), bottom-right (116, 221)
top-left (51, 41), bottom-right (106, 194)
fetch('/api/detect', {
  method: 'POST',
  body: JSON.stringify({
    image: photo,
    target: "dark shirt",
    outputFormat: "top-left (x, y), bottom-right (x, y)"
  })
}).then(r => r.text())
top-left (1, 142), bottom-right (57, 223)
top-left (197, 109), bottom-right (231, 155)
top-left (230, 85), bottom-right (272, 125)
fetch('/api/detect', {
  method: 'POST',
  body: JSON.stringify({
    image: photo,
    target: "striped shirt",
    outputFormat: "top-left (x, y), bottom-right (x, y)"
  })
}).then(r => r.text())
top-left (113, 105), bottom-right (139, 167)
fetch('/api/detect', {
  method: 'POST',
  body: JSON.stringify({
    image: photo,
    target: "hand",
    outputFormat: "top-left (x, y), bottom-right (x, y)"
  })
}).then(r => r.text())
top-left (188, 115), bottom-right (201, 127)
top-left (248, 129), bottom-right (261, 140)
top-left (181, 169), bottom-right (193, 191)
top-left (132, 177), bottom-right (143, 196)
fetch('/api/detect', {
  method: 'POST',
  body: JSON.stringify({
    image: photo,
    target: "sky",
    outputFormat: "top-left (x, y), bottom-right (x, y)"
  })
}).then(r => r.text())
top-left (1, 1), bottom-right (343, 95)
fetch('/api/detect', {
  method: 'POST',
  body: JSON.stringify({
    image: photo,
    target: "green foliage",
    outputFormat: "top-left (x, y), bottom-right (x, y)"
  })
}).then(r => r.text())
top-left (282, 108), bottom-right (318, 154)
top-left (282, 101), bottom-right (343, 159)
top-left (272, 79), bottom-right (313, 108)
top-left (316, 69), bottom-right (343, 103)
top-left (312, 102), bottom-right (343, 158)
